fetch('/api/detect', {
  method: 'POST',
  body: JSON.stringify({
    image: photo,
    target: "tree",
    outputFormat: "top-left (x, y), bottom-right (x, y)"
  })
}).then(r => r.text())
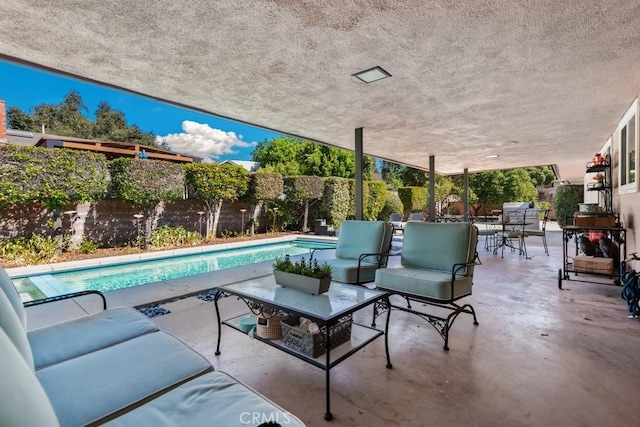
top-left (110, 158), bottom-right (185, 247)
top-left (284, 176), bottom-right (324, 232)
top-left (468, 169), bottom-right (538, 215)
top-left (6, 106), bottom-right (34, 130)
top-left (94, 101), bottom-right (129, 141)
top-left (469, 171), bottom-right (506, 215)
top-left (253, 137), bottom-right (304, 175)
top-left (398, 187), bottom-right (428, 215)
top-left (525, 166), bottom-right (556, 187)
top-left (253, 136), bottom-right (375, 179)
top-left (502, 169), bottom-right (538, 204)
top-left (399, 167), bottom-right (429, 187)
top-left (380, 161), bottom-right (403, 190)
top-left (185, 163), bottom-right (249, 237)
top-left (6, 91), bottom-right (157, 146)
top-left (434, 176), bottom-right (456, 215)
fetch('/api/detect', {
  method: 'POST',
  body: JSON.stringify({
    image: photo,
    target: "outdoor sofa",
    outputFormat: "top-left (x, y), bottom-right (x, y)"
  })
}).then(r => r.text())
top-left (0, 266), bottom-right (304, 427)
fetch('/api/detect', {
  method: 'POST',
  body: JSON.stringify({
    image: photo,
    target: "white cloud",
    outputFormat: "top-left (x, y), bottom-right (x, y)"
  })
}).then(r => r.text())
top-left (155, 121), bottom-right (256, 161)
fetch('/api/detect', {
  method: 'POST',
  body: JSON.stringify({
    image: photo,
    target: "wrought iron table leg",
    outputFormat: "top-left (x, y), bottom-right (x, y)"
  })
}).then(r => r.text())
top-left (371, 303), bottom-right (378, 327)
top-left (324, 326), bottom-right (332, 421)
top-left (384, 296), bottom-right (393, 369)
top-left (214, 290), bottom-right (223, 355)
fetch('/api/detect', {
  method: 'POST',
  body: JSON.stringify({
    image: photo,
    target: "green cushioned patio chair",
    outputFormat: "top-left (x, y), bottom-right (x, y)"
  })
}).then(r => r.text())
top-left (314, 220), bottom-right (394, 285)
top-left (373, 221), bottom-right (479, 350)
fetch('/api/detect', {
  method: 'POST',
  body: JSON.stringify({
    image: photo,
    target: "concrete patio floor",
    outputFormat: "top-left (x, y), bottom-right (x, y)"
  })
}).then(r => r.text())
top-left (23, 229), bottom-right (640, 426)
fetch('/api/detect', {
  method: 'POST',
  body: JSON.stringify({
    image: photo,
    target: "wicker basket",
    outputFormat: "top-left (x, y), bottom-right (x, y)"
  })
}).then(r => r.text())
top-left (256, 312), bottom-right (288, 340)
top-left (281, 315), bottom-right (352, 358)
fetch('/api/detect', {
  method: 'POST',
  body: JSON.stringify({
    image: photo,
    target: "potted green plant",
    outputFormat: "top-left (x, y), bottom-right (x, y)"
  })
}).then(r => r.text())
top-left (273, 255), bottom-right (333, 295)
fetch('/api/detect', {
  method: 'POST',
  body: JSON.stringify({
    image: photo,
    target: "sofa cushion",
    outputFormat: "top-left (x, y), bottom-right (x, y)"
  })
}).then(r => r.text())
top-left (336, 220), bottom-right (386, 261)
top-left (0, 266), bottom-right (26, 328)
top-left (37, 332), bottom-right (212, 427)
top-left (29, 306), bottom-right (160, 369)
top-left (375, 267), bottom-right (473, 301)
top-left (0, 328), bottom-right (59, 427)
top-left (0, 283), bottom-right (34, 369)
top-left (104, 371), bottom-right (306, 427)
top-left (401, 222), bottom-right (476, 273)
top-left (324, 258), bottom-right (379, 284)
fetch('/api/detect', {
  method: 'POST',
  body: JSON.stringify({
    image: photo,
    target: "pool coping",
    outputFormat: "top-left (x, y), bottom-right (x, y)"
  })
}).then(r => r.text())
top-left (6, 234), bottom-right (337, 278)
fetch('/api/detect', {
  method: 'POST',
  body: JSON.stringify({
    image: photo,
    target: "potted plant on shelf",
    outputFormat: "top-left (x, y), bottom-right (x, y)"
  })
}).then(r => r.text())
top-left (273, 255), bottom-right (333, 295)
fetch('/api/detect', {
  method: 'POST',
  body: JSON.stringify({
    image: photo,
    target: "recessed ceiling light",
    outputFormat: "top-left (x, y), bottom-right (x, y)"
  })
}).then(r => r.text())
top-left (485, 154), bottom-right (500, 158)
top-left (352, 66), bottom-right (392, 83)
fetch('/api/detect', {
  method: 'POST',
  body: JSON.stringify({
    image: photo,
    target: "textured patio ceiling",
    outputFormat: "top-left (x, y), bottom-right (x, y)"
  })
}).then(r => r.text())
top-left (2, 1), bottom-right (640, 180)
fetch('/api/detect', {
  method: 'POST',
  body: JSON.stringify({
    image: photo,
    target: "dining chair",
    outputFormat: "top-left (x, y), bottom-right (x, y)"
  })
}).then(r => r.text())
top-left (408, 212), bottom-right (425, 221)
top-left (525, 209), bottom-right (549, 255)
top-left (494, 209), bottom-right (530, 258)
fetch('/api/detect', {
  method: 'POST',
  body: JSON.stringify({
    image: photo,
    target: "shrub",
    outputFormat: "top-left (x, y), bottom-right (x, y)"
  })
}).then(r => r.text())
top-left (554, 185), bottom-right (584, 227)
top-left (379, 192), bottom-right (404, 220)
top-left (318, 177), bottom-right (350, 227)
top-left (150, 226), bottom-right (200, 248)
top-left (0, 144), bottom-right (108, 210)
top-left (109, 158), bottom-right (184, 208)
top-left (365, 181), bottom-right (387, 220)
top-left (221, 229), bottom-right (241, 238)
top-left (0, 233), bottom-right (69, 265)
top-left (78, 239), bottom-right (102, 254)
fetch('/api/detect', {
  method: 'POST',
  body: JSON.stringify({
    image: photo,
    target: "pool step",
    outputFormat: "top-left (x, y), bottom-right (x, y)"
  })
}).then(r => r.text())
top-left (28, 275), bottom-right (73, 297)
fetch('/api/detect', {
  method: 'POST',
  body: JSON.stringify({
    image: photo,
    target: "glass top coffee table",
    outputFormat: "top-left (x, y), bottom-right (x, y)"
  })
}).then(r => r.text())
top-left (213, 277), bottom-right (391, 421)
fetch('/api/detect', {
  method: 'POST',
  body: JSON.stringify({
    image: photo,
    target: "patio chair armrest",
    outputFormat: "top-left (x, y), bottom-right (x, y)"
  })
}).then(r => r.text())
top-left (445, 261), bottom-right (477, 300)
top-left (23, 290), bottom-right (107, 310)
top-left (310, 246), bottom-right (335, 258)
top-left (358, 251), bottom-right (389, 267)
top-left (452, 261), bottom-right (476, 279)
top-left (353, 251), bottom-right (389, 285)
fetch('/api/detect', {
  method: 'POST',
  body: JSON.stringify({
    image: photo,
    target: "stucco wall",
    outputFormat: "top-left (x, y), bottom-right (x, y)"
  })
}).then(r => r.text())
top-left (607, 98), bottom-right (638, 269)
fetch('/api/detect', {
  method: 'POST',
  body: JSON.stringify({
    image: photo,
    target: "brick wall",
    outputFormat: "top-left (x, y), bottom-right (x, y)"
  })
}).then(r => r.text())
top-left (0, 100), bottom-right (7, 142)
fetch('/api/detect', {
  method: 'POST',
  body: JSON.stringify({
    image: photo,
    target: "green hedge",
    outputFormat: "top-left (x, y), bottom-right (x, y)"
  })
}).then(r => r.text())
top-left (0, 144), bottom-right (108, 210)
top-left (247, 172), bottom-right (283, 201)
top-left (318, 177), bottom-right (350, 227)
top-left (365, 181), bottom-right (387, 220)
top-left (283, 175), bottom-right (324, 201)
top-left (109, 158), bottom-right (184, 208)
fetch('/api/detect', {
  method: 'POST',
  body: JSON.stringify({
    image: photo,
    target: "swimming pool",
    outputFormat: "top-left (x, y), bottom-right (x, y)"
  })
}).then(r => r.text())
top-left (12, 239), bottom-right (336, 299)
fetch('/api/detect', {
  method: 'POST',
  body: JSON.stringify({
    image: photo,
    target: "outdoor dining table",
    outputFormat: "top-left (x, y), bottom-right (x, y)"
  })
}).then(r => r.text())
top-left (493, 221), bottom-right (532, 258)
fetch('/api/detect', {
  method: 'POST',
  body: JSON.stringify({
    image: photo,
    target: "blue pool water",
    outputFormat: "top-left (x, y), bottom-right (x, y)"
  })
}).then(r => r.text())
top-left (14, 239), bottom-right (336, 297)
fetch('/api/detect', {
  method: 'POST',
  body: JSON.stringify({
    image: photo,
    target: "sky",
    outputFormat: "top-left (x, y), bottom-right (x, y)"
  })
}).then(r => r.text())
top-left (0, 59), bottom-right (283, 162)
